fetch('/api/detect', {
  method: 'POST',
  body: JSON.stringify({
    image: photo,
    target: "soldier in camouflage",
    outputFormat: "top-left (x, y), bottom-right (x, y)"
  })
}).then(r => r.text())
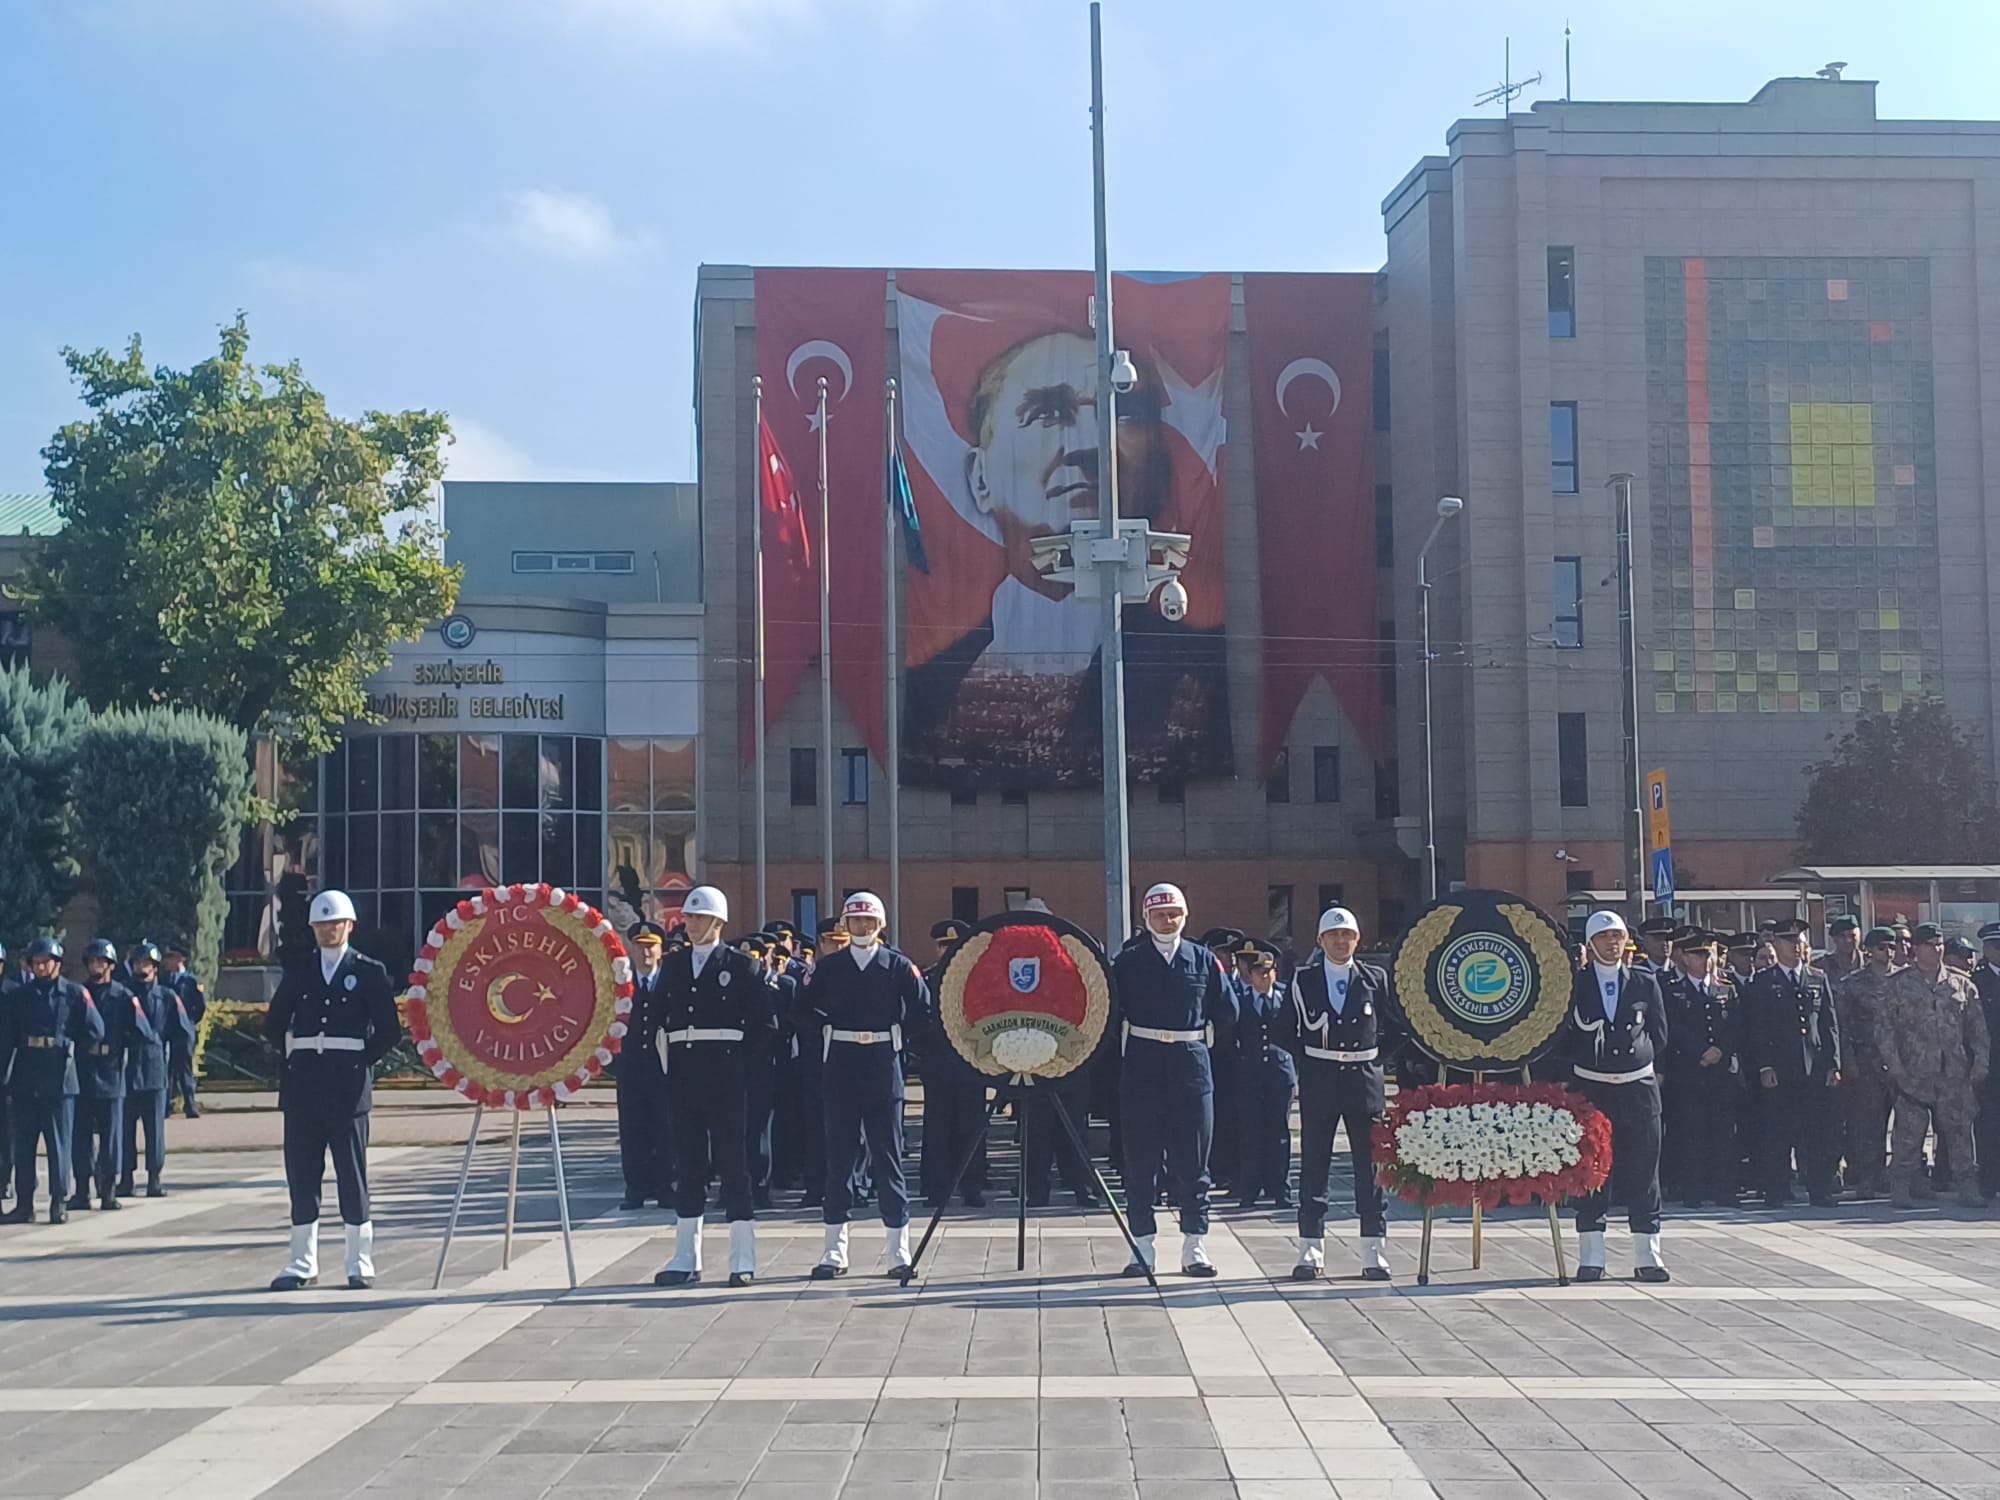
top-left (1878, 923), bottom-right (1990, 1208)
top-left (1835, 927), bottom-right (1901, 1199)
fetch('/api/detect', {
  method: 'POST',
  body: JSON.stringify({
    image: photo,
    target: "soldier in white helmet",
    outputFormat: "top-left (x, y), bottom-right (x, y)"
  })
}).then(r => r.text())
top-left (652, 886), bottom-right (776, 1289)
top-left (264, 891), bottom-right (402, 1290)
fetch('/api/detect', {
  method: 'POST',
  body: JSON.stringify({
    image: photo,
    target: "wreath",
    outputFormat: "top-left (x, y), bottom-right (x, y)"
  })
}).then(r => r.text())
top-left (1373, 1081), bottom-right (1612, 1210)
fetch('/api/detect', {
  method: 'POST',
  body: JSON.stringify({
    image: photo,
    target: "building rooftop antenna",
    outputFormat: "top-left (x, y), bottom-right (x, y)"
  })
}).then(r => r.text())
top-left (1475, 36), bottom-right (1543, 111)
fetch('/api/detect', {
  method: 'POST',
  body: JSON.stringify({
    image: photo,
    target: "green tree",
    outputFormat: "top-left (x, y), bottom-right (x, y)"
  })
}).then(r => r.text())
top-left (71, 703), bottom-right (256, 983)
top-left (1797, 698), bottom-right (2000, 864)
top-left (26, 316), bottom-right (460, 754)
top-left (0, 664), bottom-right (88, 942)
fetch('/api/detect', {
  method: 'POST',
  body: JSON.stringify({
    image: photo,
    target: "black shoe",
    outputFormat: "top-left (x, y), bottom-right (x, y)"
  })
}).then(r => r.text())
top-left (67, 1194), bottom-right (91, 1211)
top-left (184, 1106), bottom-right (201, 1119)
top-left (269, 1273), bottom-right (316, 1291)
top-left (146, 1182), bottom-right (166, 1199)
top-left (1635, 1266), bottom-right (1671, 1283)
top-left (1680, 1199), bottom-right (1704, 1210)
top-left (116, 1180), bottom-right (136, 1198)
top-left (618, 1199), bottom-right (646, 1211)
top-left (1183, 1261), bottom-right (1219, 1279)
top-left (1236, 1198), bottom-right (1258, 1211)
top-left (50, 1204), bottom-right (68, 1224)
top-left (101, 1195), bottom-right (122, 1212)
top-left (924, 1195), bottom-right (947, 1209)
top-left (1025, 1193), bottom-right (1051, 1209)
top-left (1291, 1261), bottom-right (1322, 1281)
top-left (1809, 1195), bottom-right (1838, 1208)
top-left (1274, 1195), bottom-right (1295, 1210)
top-left (1074, 1190), bottom-right (1101, 1209)
top-left (753, 1188), bottom-right (775, 1209)
top-left (963, 1189), bottom-right (986, 1208)
top-left (1360, 1267), bottom-right (1392, 1282)
top-left (799, 1192), bottom-right (824, 1209)
top-left (1121, 1259), bottom-right (1153, 1277)
top-left (653, 1269), bottom-right (700, 1287)
top-left (729, 1271), bottom-right (754, 1288)
top-left (347, 1274), bottom-right (374, 1290)
top-left (1575, 1265), bottom-right (1604, 1282)
top-left (810, 1263), bottom-right (846, 1280)
top-left (1762, 1197), bottom-right (1790, 1210)
top-left (1, 1205), bottom-right (32, 1225)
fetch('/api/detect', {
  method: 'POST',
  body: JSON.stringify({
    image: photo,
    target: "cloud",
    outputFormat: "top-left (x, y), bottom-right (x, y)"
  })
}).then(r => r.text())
top-left (444, 418), bottom-right (539, 481)
top-left (504, 188), bottom-right (655, 263)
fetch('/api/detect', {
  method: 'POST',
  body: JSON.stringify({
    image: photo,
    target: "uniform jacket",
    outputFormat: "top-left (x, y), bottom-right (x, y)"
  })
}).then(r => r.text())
top-left (1742, 963), bottom-right (1841, 1084)
top-left (1661, 969), bottom-right (1740, 1080)
top-left (77, 980), bottom-right (153, 1099)
top-left (1233, 979), bottom-right (1299, 1086)
top-left (1110, 935), bottom-right (1237, 1095)
top-left (1279, 953), bottom-right (1397, 1114)
top-left (2, 976), bottom-right (104, 1099)
top-left (264, 947), bottom-right (402, 1117)
top-left (613, 962), bottom-right (669, 1082)
top-left (796, 944), bottom-right (928, 1102)
top-left (1878, 965), bottom-right (1990, 1101)
top-left (1976, 965), bottom-right (2000, 1100)
top-left (166, 969), bottom-right (206, 1055)
top-left (653, 943), bottom-right (776, 1077)
top-left (1834, 965), bottom-right (1898, 1068)
top-left (127, 980), bottom-right (193, 1093)
top-left (1554, 963), bottom-right (1668, 1081)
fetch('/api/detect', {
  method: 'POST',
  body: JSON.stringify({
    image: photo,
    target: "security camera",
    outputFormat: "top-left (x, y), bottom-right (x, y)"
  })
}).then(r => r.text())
top-left (1437, 495), bottom-right (1464, 517)
top-left (1109, 349), bottom-right (1139, 394)
top-left (1158, 577), bottom-right (1189, 622)
top-left (1555, 848), bottom-right (1577, 863)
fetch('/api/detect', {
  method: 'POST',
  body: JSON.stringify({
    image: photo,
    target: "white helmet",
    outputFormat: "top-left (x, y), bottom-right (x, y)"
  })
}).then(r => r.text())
top-left (682, 885), bottom-right (729, 922)
top-left (843, 891), bottom-right (887, 923)
top-left (1143, 883), bottom-right (1188, 913)
top-left (1318, 906), bottom-right (1361, 936)
top-left (1584, 910), bottom-right (1629, 940)
top-left (309, 890), bottom-right (357, 924)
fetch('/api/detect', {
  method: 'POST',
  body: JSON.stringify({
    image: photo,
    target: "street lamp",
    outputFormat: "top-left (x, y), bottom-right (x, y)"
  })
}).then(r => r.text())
top-left (1418, 495), bottom-right (1464, 903)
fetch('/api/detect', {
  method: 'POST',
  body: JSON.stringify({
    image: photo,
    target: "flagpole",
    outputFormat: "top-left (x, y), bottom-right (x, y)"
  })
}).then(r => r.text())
top-left (817, 377), bottom-right (836, 918)
top-left (884, 378), bottom-right (902, 932)
top-left (752, 375), bottom-right (769, 928)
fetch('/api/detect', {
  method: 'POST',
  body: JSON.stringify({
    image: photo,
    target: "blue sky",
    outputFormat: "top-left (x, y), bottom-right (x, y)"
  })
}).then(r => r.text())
top-left (4, 0), bottom-right (1997, 494)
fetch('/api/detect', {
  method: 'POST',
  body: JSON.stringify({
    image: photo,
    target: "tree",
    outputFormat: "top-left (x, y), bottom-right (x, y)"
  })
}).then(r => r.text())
top-left (71, 703), bottom-right (256, 984)
top-left (0, 664), bottom-right (88, 942)
top-left (1796, 698), bottom-right (2000, 864)
top-left (26, 316), bottom-right (461, 754)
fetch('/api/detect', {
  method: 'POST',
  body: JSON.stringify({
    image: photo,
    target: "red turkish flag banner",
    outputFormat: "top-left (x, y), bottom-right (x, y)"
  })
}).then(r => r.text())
top-left (1243, 273), bottom-right (1381, 770)
top-left (751, 269), bottom-right (889, 760)
top-left (758, 412), bottom-right (812, 580)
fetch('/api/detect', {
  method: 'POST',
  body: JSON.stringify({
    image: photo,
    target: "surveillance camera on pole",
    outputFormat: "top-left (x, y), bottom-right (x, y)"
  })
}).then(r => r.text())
top-left (1157, 577), bottom-right (1188, 622)
top-left (1109, 349), bottom-right (1138, 394)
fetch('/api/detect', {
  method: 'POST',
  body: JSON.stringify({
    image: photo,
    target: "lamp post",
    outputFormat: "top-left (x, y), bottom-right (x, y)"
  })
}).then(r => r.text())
top-left (1609, 471), bottom-right (1645, 922)
top-left (1417, 495), bottom-right (1464, 903)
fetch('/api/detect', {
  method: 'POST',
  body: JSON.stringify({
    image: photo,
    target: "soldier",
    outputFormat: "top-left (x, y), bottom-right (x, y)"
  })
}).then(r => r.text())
top-left (161, 940), bottom-right (207, 1118)
top-left (919, 919), bottom-right (989, 1209)
top-left (1947, 936), bottom-right (1979, 976)
top-left (1634, 916), bottom-right (1679, 972)
top-left (1879, 923), bottom-right (1990, 1208)
top-left (800, 892), bottom-right (927, 1278)
top-left (652, 886), bottom-right (774, 1288)
top-left (1820, 915), bottom-right (1864, 983)
top-left (1282, 907), bottom-right (1396, 1280)
top-left (1233, 940), bottom-right (1297, 1212)
top-left (1659, 929), bottom-right (1740, 1209)
top-left (614, 921), bottom-right (675, 1212)
top-left (1833, 927), bottom-right (1900, 1199)
top-left (1, 938), bottom-right (104, 1224)
top-left (1743, 916), bottom-right (1842, 1208)
top-left (802, 921), bottom-right (874, 1212)
top-left (70, 939), bottom-right (151, 1212)
top-left (265, 891), bottom-right (403, 1290)
top-left (1975, 923), bottom-right (2000, 1200)
top-left (1200, 926), bottom-right (1248, 1200)
top-left (1113, 885), bottom-right (1237, 1278)
top-left (1557, 911), bottom-right (1670, 1282)
top-left (121, 942), bottom-right (190, 1199)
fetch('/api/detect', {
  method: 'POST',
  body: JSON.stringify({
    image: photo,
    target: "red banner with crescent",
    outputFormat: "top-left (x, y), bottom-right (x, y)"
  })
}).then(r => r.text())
top-left (1243, 273), bottom-right (1380, 770)
top-left (751, 268), bottom-right (889, 760)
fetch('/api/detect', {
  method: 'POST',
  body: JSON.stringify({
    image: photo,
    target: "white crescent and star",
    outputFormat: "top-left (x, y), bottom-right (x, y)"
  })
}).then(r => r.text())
top-left (1275, 357), bottom-right (1341, 452)
top-left (787, 340), bottom-right (854, 430)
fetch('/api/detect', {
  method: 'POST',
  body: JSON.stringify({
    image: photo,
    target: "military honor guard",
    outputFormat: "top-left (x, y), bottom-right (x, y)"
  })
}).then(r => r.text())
top-left (1659, 929), bottom-right (1740, 1208)
top-left (799, 892), bottom-right (927, 1277)
top-left (1559, 912), bottom-right (1670, 1282)
top-left (652, 886), bottom-right (774, 1288)
top-left (1282, 907), bottom-right (1396, 1280)
top-left (614, 921), bottom-right (676, 1211)
top-left (1112, 884), bottom-right (1237, 1278)
top-left (70, 939), bottom-right (151, 1212)
top-left (120, 942), bottom-right (190, 1199)
top-left (920, 919), bottom-right (989, 1209)
top-left (2, 938), bottom-right (104, 1224)
top-left (1975, 923), bottom-right (2000, 1200)
top-left (161, 939), bottom-right (207, 1118)
top-left (1231, 941), bottom-right (1296, 1212)
top-left (1742, 917), bottom-right (1842, 1207)
top-left (266, 891), bottom-right (403, 1290)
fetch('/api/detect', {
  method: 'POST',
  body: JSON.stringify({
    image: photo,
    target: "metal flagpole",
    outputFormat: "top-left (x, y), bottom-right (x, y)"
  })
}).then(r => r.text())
top-left (753, 376), bottom-right (769, 927)
top-left (885, 379), bottom-right (902, 928)
top-left (817, 378), bottom-right (836, 914)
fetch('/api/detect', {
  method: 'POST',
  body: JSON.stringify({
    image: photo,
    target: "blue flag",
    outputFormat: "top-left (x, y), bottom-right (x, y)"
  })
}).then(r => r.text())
top-left (888, 445), bottom-right (929, 574)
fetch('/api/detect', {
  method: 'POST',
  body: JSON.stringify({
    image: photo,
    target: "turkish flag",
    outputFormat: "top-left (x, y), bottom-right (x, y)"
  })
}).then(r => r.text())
top-left (758, 412), bottom-right (812, 580)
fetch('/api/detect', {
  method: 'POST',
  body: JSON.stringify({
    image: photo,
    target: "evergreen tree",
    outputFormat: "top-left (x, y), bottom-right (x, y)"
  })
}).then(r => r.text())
top-left (0, 664), bottom-right (87, 943)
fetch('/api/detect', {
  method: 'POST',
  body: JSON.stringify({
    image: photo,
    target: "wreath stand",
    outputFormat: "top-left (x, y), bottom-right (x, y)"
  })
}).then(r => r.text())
top-left (1413, 1068), bottom-right (1570, 1288)
top-left (897, 1074), bottom-right (1158, 1290)
top-left (431, 1103), bottom-right (579, 1291)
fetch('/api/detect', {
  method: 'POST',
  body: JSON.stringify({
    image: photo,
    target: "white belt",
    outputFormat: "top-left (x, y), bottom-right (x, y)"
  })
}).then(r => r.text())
top-left (1573, 1063), bottom-right (1655, 1085)
top-left (828, 1026), bottom-right (901, 1046)
top-left (1304, 1045), bottom-right (1378, 1063)
top-left (286, 1034), bottom-right (366, 1055)
top-left (666, 1028), bottom-right (744, 1044)
top-left (1128, 1026), bottom-right (1206, 1044)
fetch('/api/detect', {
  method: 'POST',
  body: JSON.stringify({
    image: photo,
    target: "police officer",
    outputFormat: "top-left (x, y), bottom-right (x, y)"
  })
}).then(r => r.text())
top-left (161, 940), bottom-right (207, 1118)
top-left (1282, 907), bottom-right (1396, 1280)
top-left (1743, 916), bottom-right (1842, 1208)
top-left (1233, 940), bottom-right (1296, 1212)
top-left (1558, 912), bottom-right (1669, 1282)
top-left (120, 942), bottom-right (188, 1199)
top-left (1, 938), bottom-right (103, 1224)
top-left (615, 921), bottom-right (676, 1212)
top-left (739, 932), bottom-right (782, 1212)
top-left (920, 919), bottom-right (989, 1209)
top-left (652, 886), bottom-right (773, 1288)
top-left (71, 939), bottom-right (151, 1212)
top-left (1200, 926), bottom-right (1248, 1199)
top-left (1633, 917), bottom-right (1678, 972)
top-left (1113, 884), bottom-right (1237, 1278)
top-left (265, 891), bottom-right (402, 1290)
top-left (1659, 929), bottom-right (1740, 1209)
top-left (800, 892), bottom-right (927, 1278)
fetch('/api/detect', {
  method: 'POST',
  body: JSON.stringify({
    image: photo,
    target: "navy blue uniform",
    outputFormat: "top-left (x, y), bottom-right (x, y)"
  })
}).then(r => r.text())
top-left (264, 947), bottom-right (402, 1228)
top-left (166, 967), bottom-right (207, 1116)
top-left (919, 956), bottom-right (990, 1206)
top-left (656, 943), bottom-right (776, 1223)
top-left (1555, 964), bottom-right (1669, 1236)
top-left (1110, 936), bottom-right (1237, 1240)
top-left (71, 981), bottom-right (153, 1204)
top-left (1233, 978), bottom-right (1298, 1207)
top-left (1741, 963), bottom-right (1842, 1204)
top-left (3, 976), bottom-right (104, 1212)
top-left (1660, 969), bottom-right (1741, 1207)
top-left (613, 964), bottom-right (676, 1207)
top-left (797, 945), bottom-right (928, 1230)
top-left (122, 979), bottom-right (191, 1193)
top-left (1281, 955), bottom-right (1396, 1241)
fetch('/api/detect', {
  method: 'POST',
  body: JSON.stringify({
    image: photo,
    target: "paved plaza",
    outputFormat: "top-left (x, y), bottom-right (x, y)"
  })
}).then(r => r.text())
top-left (8, 1108), bottom-right (2000, 1500)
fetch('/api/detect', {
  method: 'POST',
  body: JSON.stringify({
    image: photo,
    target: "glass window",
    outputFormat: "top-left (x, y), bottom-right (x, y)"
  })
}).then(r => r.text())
top-left (322, 743), bottom-right (346, 815)
top-left (502, 734), bottom-right (539, 809)
top-left (541, 735), bottom-right (573, 810)
top-left (652, 739), bottom-right (695, 811)
top-left (1548, 246), bottom-right (1576, 338)
top-left (792, 890), bottom-right (819, 935)
top-left (1558, 712), bottom-right (1589, 806)
top-left (574, 816), bottom-right (602, 902)
top-left (378, 892), bottom-right (416, 978)
top-left (606, 815), bottom-right (649, 909)
top-left (1267, 885), bottom-right (1294, 947)
top-left (841, 748), bottom-right (868, 805)
top-left (459, 812), bottom-right (500, 887)
top-left (1266, 746), bottom-right (1291, 804)
top-left (347, 814), bottom-right (378, 892)
top-left (608, 738), bottom-right (650, 812)
top-left (541, 813), bottom-right (575, 889)
top-left (1372, 347), bottom-right (1391, 432)
top-left (1374, 485), bottom-right (1394, 568)
top-left (348, 737), bottom-right (379, 812)
top-left (1553, 557), bottom-right (1584, 647)
top-left (654, 813), bottom-right (696, 891)
top-left (461, 735), bottom-right (500, 810)
top-left (502, 812), bottom-right (539, 883)
top-left (790, 747), bottom-right (817, 807)
top-left (1313, 746), bottom-right (1341, 803)
top-left (380, 735), bottom-right (415, 810)
top-left (952, 887), bottom-right (980, 923)
top-left (418, 813), bottom-right (456, 888)
top-left (1004, 887), bottom-right (1030, 909)
top-left (418, 734), bottom-right (457, 808)
top-left (1375, 759), bottom-right (1401, 819)
top-left (1551, 402), bottom-right (1579, 493)
top-left (380, 811), bottom-right (415, 889)
top-left (513, 552), bottom-right (555, 572)
top-left (1318, 883), bottom-right (1345, 916)
top-left (321, 816), bottom-right (347, 891)
top-left (593, 553), bottom-right (635, 573)
top-left (574, 738), bottom-right (602, 810)
top-left (420, 889), bottom-right (457, 939)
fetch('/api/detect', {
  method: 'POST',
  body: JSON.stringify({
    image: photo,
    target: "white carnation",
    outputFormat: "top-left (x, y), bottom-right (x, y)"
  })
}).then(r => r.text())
top-left (990, 1027), bottom-right (1058, 1074)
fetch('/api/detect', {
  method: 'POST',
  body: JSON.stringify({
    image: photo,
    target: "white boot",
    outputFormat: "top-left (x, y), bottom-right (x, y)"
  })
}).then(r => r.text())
top-left (1633, 1231), bottom-right (1669, 1283)
top-left (812, 1222), bottom-right (850, 1279)
top-left (1360, 1236), bottom-right (1391, 1281)
top-left (271, 1223), bottom-right (318, 1290)
top-left (1122, 1233), bottom-right (1156, 1277)
top-left (654, 1214), bottom-right (703, 1286)
top-left (886, 1223), bottom-right (913, 1275)
top-left (1576, 1228), bottom-right (1607, 1282)
top-left (1182, 1233), bottom-right (1217, 1278)
top-left (343, 1221), bottom-right (375, 1288)
top-left (728, 1220), bottom-right (757, 1287)
top-left (1292, 1237), bottom-right (1324, 1281)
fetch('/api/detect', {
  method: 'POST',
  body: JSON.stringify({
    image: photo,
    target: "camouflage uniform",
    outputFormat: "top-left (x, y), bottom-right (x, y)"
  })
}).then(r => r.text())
top-left (1835, 966), bottom-right (1899, 1196)
top-left (1878, 965), bottom-right (1991, 1205)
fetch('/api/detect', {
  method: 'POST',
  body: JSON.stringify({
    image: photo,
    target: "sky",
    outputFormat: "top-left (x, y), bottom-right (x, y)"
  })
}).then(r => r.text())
top-left (4, 0), bottom-right (1998, 495)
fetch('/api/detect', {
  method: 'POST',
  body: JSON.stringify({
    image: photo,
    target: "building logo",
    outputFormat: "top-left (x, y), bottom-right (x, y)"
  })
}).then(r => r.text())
top-left (1436, 933), bottom-right (1534, 1026)
top-left (440, 614), bottom-right (477, 649)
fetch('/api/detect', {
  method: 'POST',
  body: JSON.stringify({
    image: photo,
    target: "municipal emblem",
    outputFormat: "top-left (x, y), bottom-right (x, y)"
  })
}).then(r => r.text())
top-left (1390, 890), bottom-right (1573, 1072)
top-left (1009, 958), bottom-right (1041, 994)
